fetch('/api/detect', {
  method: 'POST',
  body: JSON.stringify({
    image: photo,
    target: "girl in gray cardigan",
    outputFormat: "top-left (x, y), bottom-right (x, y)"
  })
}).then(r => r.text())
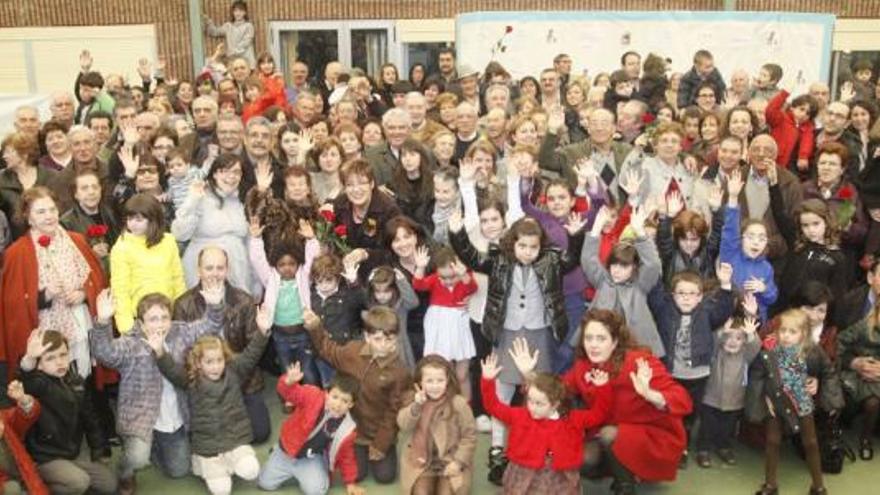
top-left (695, 316), bottom-right (761, 468)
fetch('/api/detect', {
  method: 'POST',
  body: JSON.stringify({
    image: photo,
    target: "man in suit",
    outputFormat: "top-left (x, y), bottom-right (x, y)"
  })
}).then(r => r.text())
top-left (835, 258), bottom-right (880, 331)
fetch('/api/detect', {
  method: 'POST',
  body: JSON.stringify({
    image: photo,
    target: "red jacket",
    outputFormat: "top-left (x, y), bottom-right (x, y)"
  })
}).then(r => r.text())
top-left (766, 89), bottom-right (815, 167)
top-left (481, 377), bottom-right (612, 471)
top-left (1, 401), bottom-right (48, 495)
top-left (0, 231), bottom-right (106, 382)
top-left (276, 379), bottom-right (358, 484)
top-left (563, 351), bottom-right (691, 481)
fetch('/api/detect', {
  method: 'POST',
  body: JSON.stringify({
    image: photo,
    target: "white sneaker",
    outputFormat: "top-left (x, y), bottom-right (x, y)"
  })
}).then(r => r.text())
top-left (475, 415), bottom-right (492, 433)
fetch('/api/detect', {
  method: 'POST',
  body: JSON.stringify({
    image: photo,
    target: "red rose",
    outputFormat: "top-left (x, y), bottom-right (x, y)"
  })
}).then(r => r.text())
top-left (642, 113), bottom-right (656, 125)
top-left (319, 209), bottom-right (336, 223)
top-left (86, 224), bottom-right (109, 238)
top-left (538, 194), bottom-right (547, 205)
top-left (37, 235), bottom-right (51, 248)
top-left (505, 25), bottom-right (513, 34)
top-left (333, 224), bottom-right (348, 238)
top-left (838, 185), bottom-right (855, 200)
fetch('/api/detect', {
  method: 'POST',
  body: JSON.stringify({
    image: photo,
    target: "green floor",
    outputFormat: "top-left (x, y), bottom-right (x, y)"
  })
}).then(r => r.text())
top-left (129, 376), bottom-right (880, 494)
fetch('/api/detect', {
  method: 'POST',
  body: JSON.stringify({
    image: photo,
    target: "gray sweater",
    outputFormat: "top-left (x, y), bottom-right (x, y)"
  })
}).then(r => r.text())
top-left (702, 330), bottom-right (761, 411)
top-left (89, 303), bottom-right (224, 440)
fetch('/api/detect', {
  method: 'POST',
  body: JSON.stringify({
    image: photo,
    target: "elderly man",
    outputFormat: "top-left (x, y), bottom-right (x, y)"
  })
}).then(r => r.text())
top-left (50, 91), bottom-right (76, 128)
top-left (293, 91), bottom-right (318, 128)
top-left (285, 60), bottom-right (310, 105)
top-left (727, 69), bottom-right (751, 105)
top-left (483, 108), bottom-right (508, 153)
top-left (241, 116), bottom-right (284, 197)
top-left (216, 114), bottom-right (245, 154)
top-left (540, 68), bottom-right (562, 113)
top-left (456, 66), bottom-right (481, 114)
top-left (189, 96), bottom-right (219, 164)
top-left (406, 92), bottom-right (445, 143)
top-left (553, 53), bottom-right (573, 91)
top-left (173, 246), bottom-right (270, 443)
top-left (364, 107), bottom-right (419, 185)
top-left (316, 61), bottom-right (343, 113)
top-left (730, 134), bottom-right (802, 260)
top-left (13, 106), bottom-right (40, 137)
top-left (56, 125), bottom-right (111, 211)
top-left (96, 98), bottom-right (138, 165)
top-left (809, 82), bottom-right (831, 124)
top-left (452, 101), bottom-right (479, 166)
top-left (484, 84), bottom-right (511, 114)
top-left (816, 100), bottom-right (862, 178)
top-left (540, 107), bottom-right (633, 202)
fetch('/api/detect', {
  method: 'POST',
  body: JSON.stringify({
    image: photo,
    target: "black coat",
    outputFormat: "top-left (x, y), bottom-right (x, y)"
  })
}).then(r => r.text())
top-left (833, 285), bottom-right (871, 332)
top-left (449, 227), bottom-right (584, 343)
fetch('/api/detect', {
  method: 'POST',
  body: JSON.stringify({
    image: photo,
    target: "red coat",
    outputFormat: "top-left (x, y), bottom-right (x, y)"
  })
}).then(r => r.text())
top-left (0, 231), bottom-right (107, 382)
top-left (563, 351), bottom-right (691, 481)
top-left (1, 401), bottom-right (48, 495)
top-left (766, 89), bottom-right (815, 167)
top-left (276, 379), bottom-right (358, 484)
top-left (481, 377), bottom-right (612, 471)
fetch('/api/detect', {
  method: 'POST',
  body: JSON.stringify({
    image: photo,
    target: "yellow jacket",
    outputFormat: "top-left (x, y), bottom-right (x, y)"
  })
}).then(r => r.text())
top-left (110, 232), bottom-right (186, 332)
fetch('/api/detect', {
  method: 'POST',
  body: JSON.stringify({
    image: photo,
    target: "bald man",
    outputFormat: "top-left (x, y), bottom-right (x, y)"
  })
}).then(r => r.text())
top-left (173, 246), bottom-right (271, 444)
top-left (13, 106), bottom-right (41, 137)
top-left (50, 91), bottom-right (76, 128)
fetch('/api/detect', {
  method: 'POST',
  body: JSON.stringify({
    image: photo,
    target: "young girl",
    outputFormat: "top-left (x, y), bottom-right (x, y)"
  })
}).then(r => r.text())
top-left (366, 265), bottom-right (419, 371)
top-left (480, 353), bottom-right (611, 495)
top-left (582, 204), bottom-right (665, 357)
top-left (412, 246), bottom-right (478, 399)
top-left (720, 169), bottom-right (778, 321)
top-left (658, 189), bottom-right (724, 287)
top-left (696, 314), bottom-right (761, 468)
top-left (772, 192), bottom-right (847, 308)
top-left (387, 138), bottom-right (435, 232)
top-left (110, 193), bottom-right (186, 333)
top-left (746, 309), bottom-right (837, 495)
top-left (249, 217), bottom-right (320, 384)
top-left (398, 355), bottom-right (477, 495)
top-left (151, 305), bottom-right (271, 495)
top-left (449, 214), bottom-right (585, 485)
top-left (203, 0), bottom-right (255, 67)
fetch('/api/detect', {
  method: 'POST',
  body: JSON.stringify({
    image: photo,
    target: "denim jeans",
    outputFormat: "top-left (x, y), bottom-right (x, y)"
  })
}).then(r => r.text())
top-left (119, 426), bottom-right (191, 479)
top-left (257, 443), bottom-right (329, 494)
top-left (555, 293), bottom-right (588, 374)
top-left (272, 328), bottom-right (320, 386)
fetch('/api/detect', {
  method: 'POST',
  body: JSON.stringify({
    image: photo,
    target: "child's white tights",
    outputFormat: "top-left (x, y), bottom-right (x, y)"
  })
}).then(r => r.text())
top-left (195, 445), bottom-right (261, 495)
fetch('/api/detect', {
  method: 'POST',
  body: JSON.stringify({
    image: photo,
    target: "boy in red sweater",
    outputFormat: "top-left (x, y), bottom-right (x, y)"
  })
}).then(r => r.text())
top-left (257, 362), bottom-right (364, 495)
top-left (1, 380), bottom-right (48, 495)
top-left (766, 89), bottom-right (818, 176)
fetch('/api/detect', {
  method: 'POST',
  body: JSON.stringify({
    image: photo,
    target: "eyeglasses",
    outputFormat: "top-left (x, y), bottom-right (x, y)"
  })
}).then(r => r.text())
top-left (136, 168), bottom-right (159, 175)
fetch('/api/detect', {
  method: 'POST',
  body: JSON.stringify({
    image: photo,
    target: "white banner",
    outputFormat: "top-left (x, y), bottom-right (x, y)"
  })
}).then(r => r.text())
top-left (456, 11), bottom-right (835, 96)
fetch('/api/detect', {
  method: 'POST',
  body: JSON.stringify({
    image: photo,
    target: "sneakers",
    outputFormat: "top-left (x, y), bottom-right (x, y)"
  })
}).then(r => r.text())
top-left (695, 450), bottom-right (712, 468)
top-left (488, 446), bottom-right (507, 486)
top-left (717, 448), bottom-right (737, 465)
top-left (119, 475), bottom-right (136, 495)
top-left (475, 415), bottom-right (492, 433)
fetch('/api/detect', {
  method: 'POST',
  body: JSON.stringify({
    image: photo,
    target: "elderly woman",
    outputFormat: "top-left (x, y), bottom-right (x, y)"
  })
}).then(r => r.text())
top-left (0, 187), bottom-right (106, 383)
top-left (0, 132), bottom-right (59, 241)
top-left (171, 152), bottom-right (253, 293)
top-left (38, 120), bottom-right (73, 171)
top-left (511, 309), bottom-right (691, 494)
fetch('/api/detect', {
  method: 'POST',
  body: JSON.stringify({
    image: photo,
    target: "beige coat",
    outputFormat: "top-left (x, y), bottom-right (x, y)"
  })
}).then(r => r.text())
top-left (397, 395), bottom-right (476, 495)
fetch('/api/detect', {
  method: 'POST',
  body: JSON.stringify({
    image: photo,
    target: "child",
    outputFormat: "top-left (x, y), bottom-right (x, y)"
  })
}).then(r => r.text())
top-left (0, 380), bottom-right (47, 495)
top-left (302, 307), bottom-right (411, 484)
top-left (746, 309), bottom-right (838, 495)
top-left (658, 189), bottom-right (724, 287)
top-left (448, 214), bottom-right (585, 485)
top-left (310, 253), bottom-right (369, 383)
top-left (387, 138), bottom-right (436, 234)
top-left (583, 204), bottom-right (665, 357)
top-left (110, 193), bottom-right (186, 333)
top-left (166, 147), bottom-right (205, 214)
top-left (203, 0), bottom-right (255, 67)
top-left (771, 193), bottom-right (847, 309)
top-left (249, 217), bottom-right (320, 384)
top-left (851, 58), bottom-right (875, 101)
top-left (750, 63), bottom-right (783, 101)
top-left (430, 166), bottom-right (462, 245)
top-left (241, 77), bottom-right (278, 124)
top-left (398, 355), bottom-right (477, 495)
top-left (412, 246), bottom-right (478, 400)
top-left (366, 265), bottom-right (419, 371)
top-left (696, 315), bottom-right (761, 468)
top-left (720, 170), bottom-right (778, 321)
top-left (90, 288), bottom-right (226, 492)
top-left (480, 353), bottom-right (612, 495)
top-left (766, 89), bottom-right (817, 173)
top-left (151, 304), bottom-right (272, 495)
top-left (648, 266), bottom-right (736, 466)
top-left (257, 364), bottom-right (363, 495)
top-left (20, 330), bottom-right (116, 495)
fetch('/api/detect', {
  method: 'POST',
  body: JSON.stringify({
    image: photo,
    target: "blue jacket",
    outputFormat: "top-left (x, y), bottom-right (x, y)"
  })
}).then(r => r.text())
top-left (648, 284), bottom-right (735, 371)
top-left (719, 206), bottom-right (777, 321)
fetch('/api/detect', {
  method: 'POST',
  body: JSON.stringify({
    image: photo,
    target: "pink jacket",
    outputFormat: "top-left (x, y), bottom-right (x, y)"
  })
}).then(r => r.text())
top-left (248, 236), bottom-right (319, 322)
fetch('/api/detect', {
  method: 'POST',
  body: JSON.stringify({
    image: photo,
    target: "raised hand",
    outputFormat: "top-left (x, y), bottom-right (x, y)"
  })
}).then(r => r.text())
top-left (413, 383), bottom-right (427, 406)
top-left (24, 330), bottom-right (49, 361)
top-left (79, 49), bottom-right (93, 72)
top-left (248, 216), bottom-right (264, 238)
top-left (136, 58), bottom-right (152, 81)
top-left (629, 357), bottom-right (654, 399)
top-left (507, 337), bottom-right (539, 376)
top-left (254, 303), bottom-right (272, 335)
top-left (716, 262), bottom-right (733, 288)
top-left (189, 179), bottom-right (206, 199)
top-left (591, 205), bottom-right (612, 236)
top-left (707, 179), bottom-right (724, 211)
top-left (585, 368), bottom-right (609, 387)
top-left (95, 289), bottom-right (116, 324)
top-left (413, 245), bottom-right (431, 271)
top-left (284, 362), bottom-right (304, 385)
top-left (683, 155), bottom-right (699, 176)
top-left (255, 167), bottom-right (274, 192)
top-left (481, 353), bottom-right (503, 380)
top-left (666, 190), bottom-right (684, 218)
top-left (629, 204), bottom-right (649, 236)
top-left (447, 208), bottom-right (464, 234)
top-left (839, 81), bottom-right (855, 103)
top-left (564, 211), bottom-right (587, 235)
top-left (452, 259), bottom-right (468, 279)
top-left (619, 169), bottom-right (643, 198)
top-left (575, 157), bottom-right (599, 189)
top-left (727, 169), bottom-right (744, 200)
top-left (459, 157), bottom-right (477, 182)
top-left (6, 380), bottom-right (27, 404)
top-left (298, 129), bottom-right (315, 157)
top-left (297, 218), bottom-right (315, 239)
top-left (117, 145), bottom-right (140, 178)
top-left (742, 291), bottom-right (759, 317)
top-left (743, 316), bottom-right (760, 336)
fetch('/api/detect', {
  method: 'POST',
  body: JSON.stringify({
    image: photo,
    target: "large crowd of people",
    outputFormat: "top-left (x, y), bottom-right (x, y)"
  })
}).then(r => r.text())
top-left (1, 1), bottom-right (880, 494)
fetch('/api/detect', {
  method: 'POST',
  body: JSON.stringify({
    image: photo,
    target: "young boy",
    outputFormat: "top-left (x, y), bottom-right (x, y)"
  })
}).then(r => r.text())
top-left (0, 380), bottom-right (47, 495)
top-left (750, 63), bottom-right (783, 101)
top-left (647, 265), bottom-right (736, 467)
top-left (852, 58), bottom-right (875, 101)
top-left (678, 49), bottom-right (727, 109)
top-left (765, 89), bottom-right (818, 174)
top-left (257, 365), bottom-right (363, 495)
top-left (20, 330), bottom-right (117, 495)
top-left (303, 307), bottom-right (411, 484)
